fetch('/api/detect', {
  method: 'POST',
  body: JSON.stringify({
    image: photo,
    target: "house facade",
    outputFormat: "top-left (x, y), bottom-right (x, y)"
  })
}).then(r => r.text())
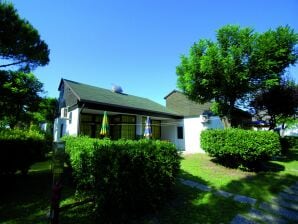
top-left (54, 79), bottom-right (224, 153)
top-left (164, 90), bottom-right (224, 153)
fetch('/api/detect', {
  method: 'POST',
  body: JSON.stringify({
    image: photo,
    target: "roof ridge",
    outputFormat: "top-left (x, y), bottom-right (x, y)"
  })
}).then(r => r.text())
top-left (61, 78), bottom-right (182, 117)
top-left (63, 78), bottom-right (166, 104)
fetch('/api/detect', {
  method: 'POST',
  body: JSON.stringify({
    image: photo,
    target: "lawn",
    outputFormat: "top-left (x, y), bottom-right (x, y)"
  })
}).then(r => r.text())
top-left (180, 148), bottom-right (298, 202)
top-left (0, 148), bottom-right (297, 224)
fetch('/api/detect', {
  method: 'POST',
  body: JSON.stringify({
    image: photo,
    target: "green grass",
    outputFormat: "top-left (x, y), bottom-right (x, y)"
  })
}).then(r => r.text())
top-left (1, 149), bottom-right (297, 224)
top-left (137, 183), bottom-right (250, 224)
top-left (180, 149), bottom-right (298, 202)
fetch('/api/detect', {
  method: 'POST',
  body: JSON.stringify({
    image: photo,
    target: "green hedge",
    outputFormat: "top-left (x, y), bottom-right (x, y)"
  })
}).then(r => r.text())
top-left (200, 129), bottom-right (281, 169)
top-left (63, 136), bottom-right (181, 222)
top-left (0, 129), bottom-right (46, 175)
top-left (280, 136), bottom-right (298, 153)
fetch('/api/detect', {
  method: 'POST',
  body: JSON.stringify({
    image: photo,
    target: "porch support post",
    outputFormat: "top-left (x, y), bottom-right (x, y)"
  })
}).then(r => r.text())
top-left (136, 115), bottom-right (143, 139)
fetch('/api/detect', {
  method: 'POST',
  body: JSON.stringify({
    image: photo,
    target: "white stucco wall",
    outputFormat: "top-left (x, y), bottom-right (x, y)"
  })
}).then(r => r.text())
top-left (161, 117), bottom-right (224, 154)
top-left (53, 108), bottom-right (79, 141)
top-left (184, 116), bottom-right (224, 154)
top-left (53, 118), bottom-right (66, 141)
top-left (136, 115), bottom-right (143, 138)
top-left (66, 108), bottom-right (79, 136)
top-left (161, 119), bottom-right (185, 151)
top-left (283, 125), bottom-right (298, 136)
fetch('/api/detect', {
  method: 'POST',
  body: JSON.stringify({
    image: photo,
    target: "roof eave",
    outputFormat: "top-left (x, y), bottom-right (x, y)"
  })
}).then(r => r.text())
top-left (79, 99), bottom-right (183, 119)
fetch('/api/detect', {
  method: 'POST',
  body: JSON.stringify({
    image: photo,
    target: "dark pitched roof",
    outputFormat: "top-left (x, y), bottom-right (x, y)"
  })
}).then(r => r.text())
top-left (165, 90), bottom-right (212, 117)
top-left (164, 90), bottom-right (179, 99)
top-left (60, 79), bottom-right (182, 118)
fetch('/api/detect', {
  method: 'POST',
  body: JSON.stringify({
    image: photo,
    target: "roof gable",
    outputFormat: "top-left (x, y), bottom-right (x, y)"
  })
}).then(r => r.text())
top-left (61, 79), bottom-right (181, 117)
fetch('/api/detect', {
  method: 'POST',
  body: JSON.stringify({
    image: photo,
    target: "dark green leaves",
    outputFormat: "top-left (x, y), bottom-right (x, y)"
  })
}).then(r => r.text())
top-left (201, 129), bottom-right (281, 170)
top-left (177, 25), bottom-right (298, 126)
top-left (63, 136), bottom-right (181, 222)
top-left (0, 2), bottom-right (50, 71)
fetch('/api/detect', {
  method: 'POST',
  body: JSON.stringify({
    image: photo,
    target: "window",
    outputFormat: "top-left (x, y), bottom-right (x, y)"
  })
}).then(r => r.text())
top-left (60, 124), bottom-right (64, 138)
top-left (121, 124), bottom-right (135, 139)
top-left (80, 114), bottom-right (102, 138)
top-left (63, 107), bottom-right (68, 118)
top-left (142, 117), bottom-right (161, 139)
top-left (119, 115), bottom-right (136, 140)
top-left (152, 120), bottom-right (161, 139)
top-left (69, 112), bottom-right (72, 124)
top-left (177, 126), bottom-right (183, 139)
top-left (107, 115), bottom-right (136, 140)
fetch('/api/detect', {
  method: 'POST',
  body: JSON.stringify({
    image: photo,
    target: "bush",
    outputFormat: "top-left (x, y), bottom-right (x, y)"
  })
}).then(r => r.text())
top-left (63, 136), bottom-right (181, 222)
top-left (200, 129), bottom-right (281, 169)
top-left (280, 136), bottom-right (298, 153)
top-left (0, 129), bottom-right (46, 175)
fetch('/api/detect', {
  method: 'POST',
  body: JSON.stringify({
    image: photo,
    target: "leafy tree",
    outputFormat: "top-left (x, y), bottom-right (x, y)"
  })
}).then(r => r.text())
top-left (0, 70), bottom-right (43, 128)
top-left (0, 2), bottom-right (49, 71)
top-left (251, 79), bottom-right (298, 130)
top-left (0, 2), bottom-right (52, 129)
top-left (176, 25), bottom-right (298, 127)
top-left (31, 97), bottom-right (58, 124)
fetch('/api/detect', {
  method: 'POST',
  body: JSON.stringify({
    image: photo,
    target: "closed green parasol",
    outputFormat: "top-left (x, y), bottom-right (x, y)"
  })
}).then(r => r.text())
top-left (100, 111), bottom-right (109, 137)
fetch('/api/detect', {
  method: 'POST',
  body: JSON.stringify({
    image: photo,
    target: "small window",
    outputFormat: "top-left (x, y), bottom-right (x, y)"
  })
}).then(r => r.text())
top-left (60, 124), bottom-right (64, 138)
top-left (69, 112), bottom-right (72, 124)
top-left (177, 126), bottom-right (183, 139)
top-left (63, 108), bottom-right (68, 117)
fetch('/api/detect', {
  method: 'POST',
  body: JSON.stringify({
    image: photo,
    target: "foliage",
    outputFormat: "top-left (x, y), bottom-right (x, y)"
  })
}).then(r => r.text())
top-left (1, 150), bottom-right (298, 223)
top-left (0, 70), bottom-right (44, 128)
top-left (0, 2), bottom-right (49, 71)
top-left (280, 136), bottom-right (298, 153)
top-left (251, 79), bottom-right (298, 129)
top-left (177, 25), bottom-right (298, 127)
top-left (30, 97), bottom-right (58, 123)
top-left (0, 128), bottom-right (46, 175)
top-left (200, 129), bottom-right (281, 169)
top-left (63, 136), bottom-right (181, 222)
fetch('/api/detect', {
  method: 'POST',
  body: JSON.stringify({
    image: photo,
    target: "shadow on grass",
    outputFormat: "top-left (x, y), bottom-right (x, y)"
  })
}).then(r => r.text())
top-left (0, 161), bottom-right (76, 224)
top-left (0, 171), bottom-right (52, 224)
top-left (221, 172), bottom-right (297, 202)
top-left (138, 171), bottom-right (250, 224)
top-left (2, 151), bottom-right (297, 224)
top-left (209, 157), bottom-right (285, 172)
top-left (274, 148), bottom-right (298, 163)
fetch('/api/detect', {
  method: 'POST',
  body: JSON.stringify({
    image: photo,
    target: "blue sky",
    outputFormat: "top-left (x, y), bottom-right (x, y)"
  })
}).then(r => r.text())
top-left (10, 0), bottom-right (298, 105)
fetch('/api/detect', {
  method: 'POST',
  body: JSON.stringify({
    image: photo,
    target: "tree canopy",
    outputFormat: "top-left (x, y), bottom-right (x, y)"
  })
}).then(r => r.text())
top-left (252, 78), bottom-right (298, 130)
top-left (0, 70), bottom-right (44, 128)
top-left (0, 2), bottom-right (49, 71)
top-left (0, 2), bottom-right (52, 129)
top-left (177, 25), bottom-right (298, 127)
top-left (31, 97), bottom-right (58, 124)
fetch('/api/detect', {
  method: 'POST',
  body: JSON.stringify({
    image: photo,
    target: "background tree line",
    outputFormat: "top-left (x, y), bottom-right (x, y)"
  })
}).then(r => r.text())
top-left (0, 2), bottom-right (57, 129)
top-left (177, 24), bottom-right (298, 129)
top-left (2, 2), bottom-right (298, 132)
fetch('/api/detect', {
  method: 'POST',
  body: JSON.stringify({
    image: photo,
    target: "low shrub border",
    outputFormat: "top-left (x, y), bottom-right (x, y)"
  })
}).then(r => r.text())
top-left (200, 129), bottom-right (281, 169)
top-left (0, 129), bottom-right (46, 175)
top-left (280, 136), bottom-right (298, 153)
top-left (63, 136), bottom-right (181, 222)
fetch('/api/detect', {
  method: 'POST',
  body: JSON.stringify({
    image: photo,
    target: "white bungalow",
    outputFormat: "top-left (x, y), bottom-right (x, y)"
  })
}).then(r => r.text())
top-left (54, 79), bottom-right (224, 153)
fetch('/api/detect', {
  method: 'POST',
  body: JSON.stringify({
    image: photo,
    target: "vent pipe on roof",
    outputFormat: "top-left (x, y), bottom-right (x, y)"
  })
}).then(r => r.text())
top-left (112, 84), bottom-right (123, 94)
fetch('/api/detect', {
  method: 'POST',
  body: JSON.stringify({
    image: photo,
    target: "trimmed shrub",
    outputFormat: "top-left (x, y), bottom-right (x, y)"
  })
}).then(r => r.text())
top-left (280, 136), bottom-right (298, 153)
top-left (201, 129), bottom-right (281, 169)
top-left (63, 136), bottom-right (181, 222)
top-left (0, 129), bottom-right (46, 175)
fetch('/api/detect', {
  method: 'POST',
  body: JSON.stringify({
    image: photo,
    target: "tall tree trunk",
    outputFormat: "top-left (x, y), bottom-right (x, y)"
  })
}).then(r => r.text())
top-left (222, 99), bottom-right (235, 128)
top-left (221, 116), bottom-right (232, 128)
top-left (269, 114), bottom-right (276, 130)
